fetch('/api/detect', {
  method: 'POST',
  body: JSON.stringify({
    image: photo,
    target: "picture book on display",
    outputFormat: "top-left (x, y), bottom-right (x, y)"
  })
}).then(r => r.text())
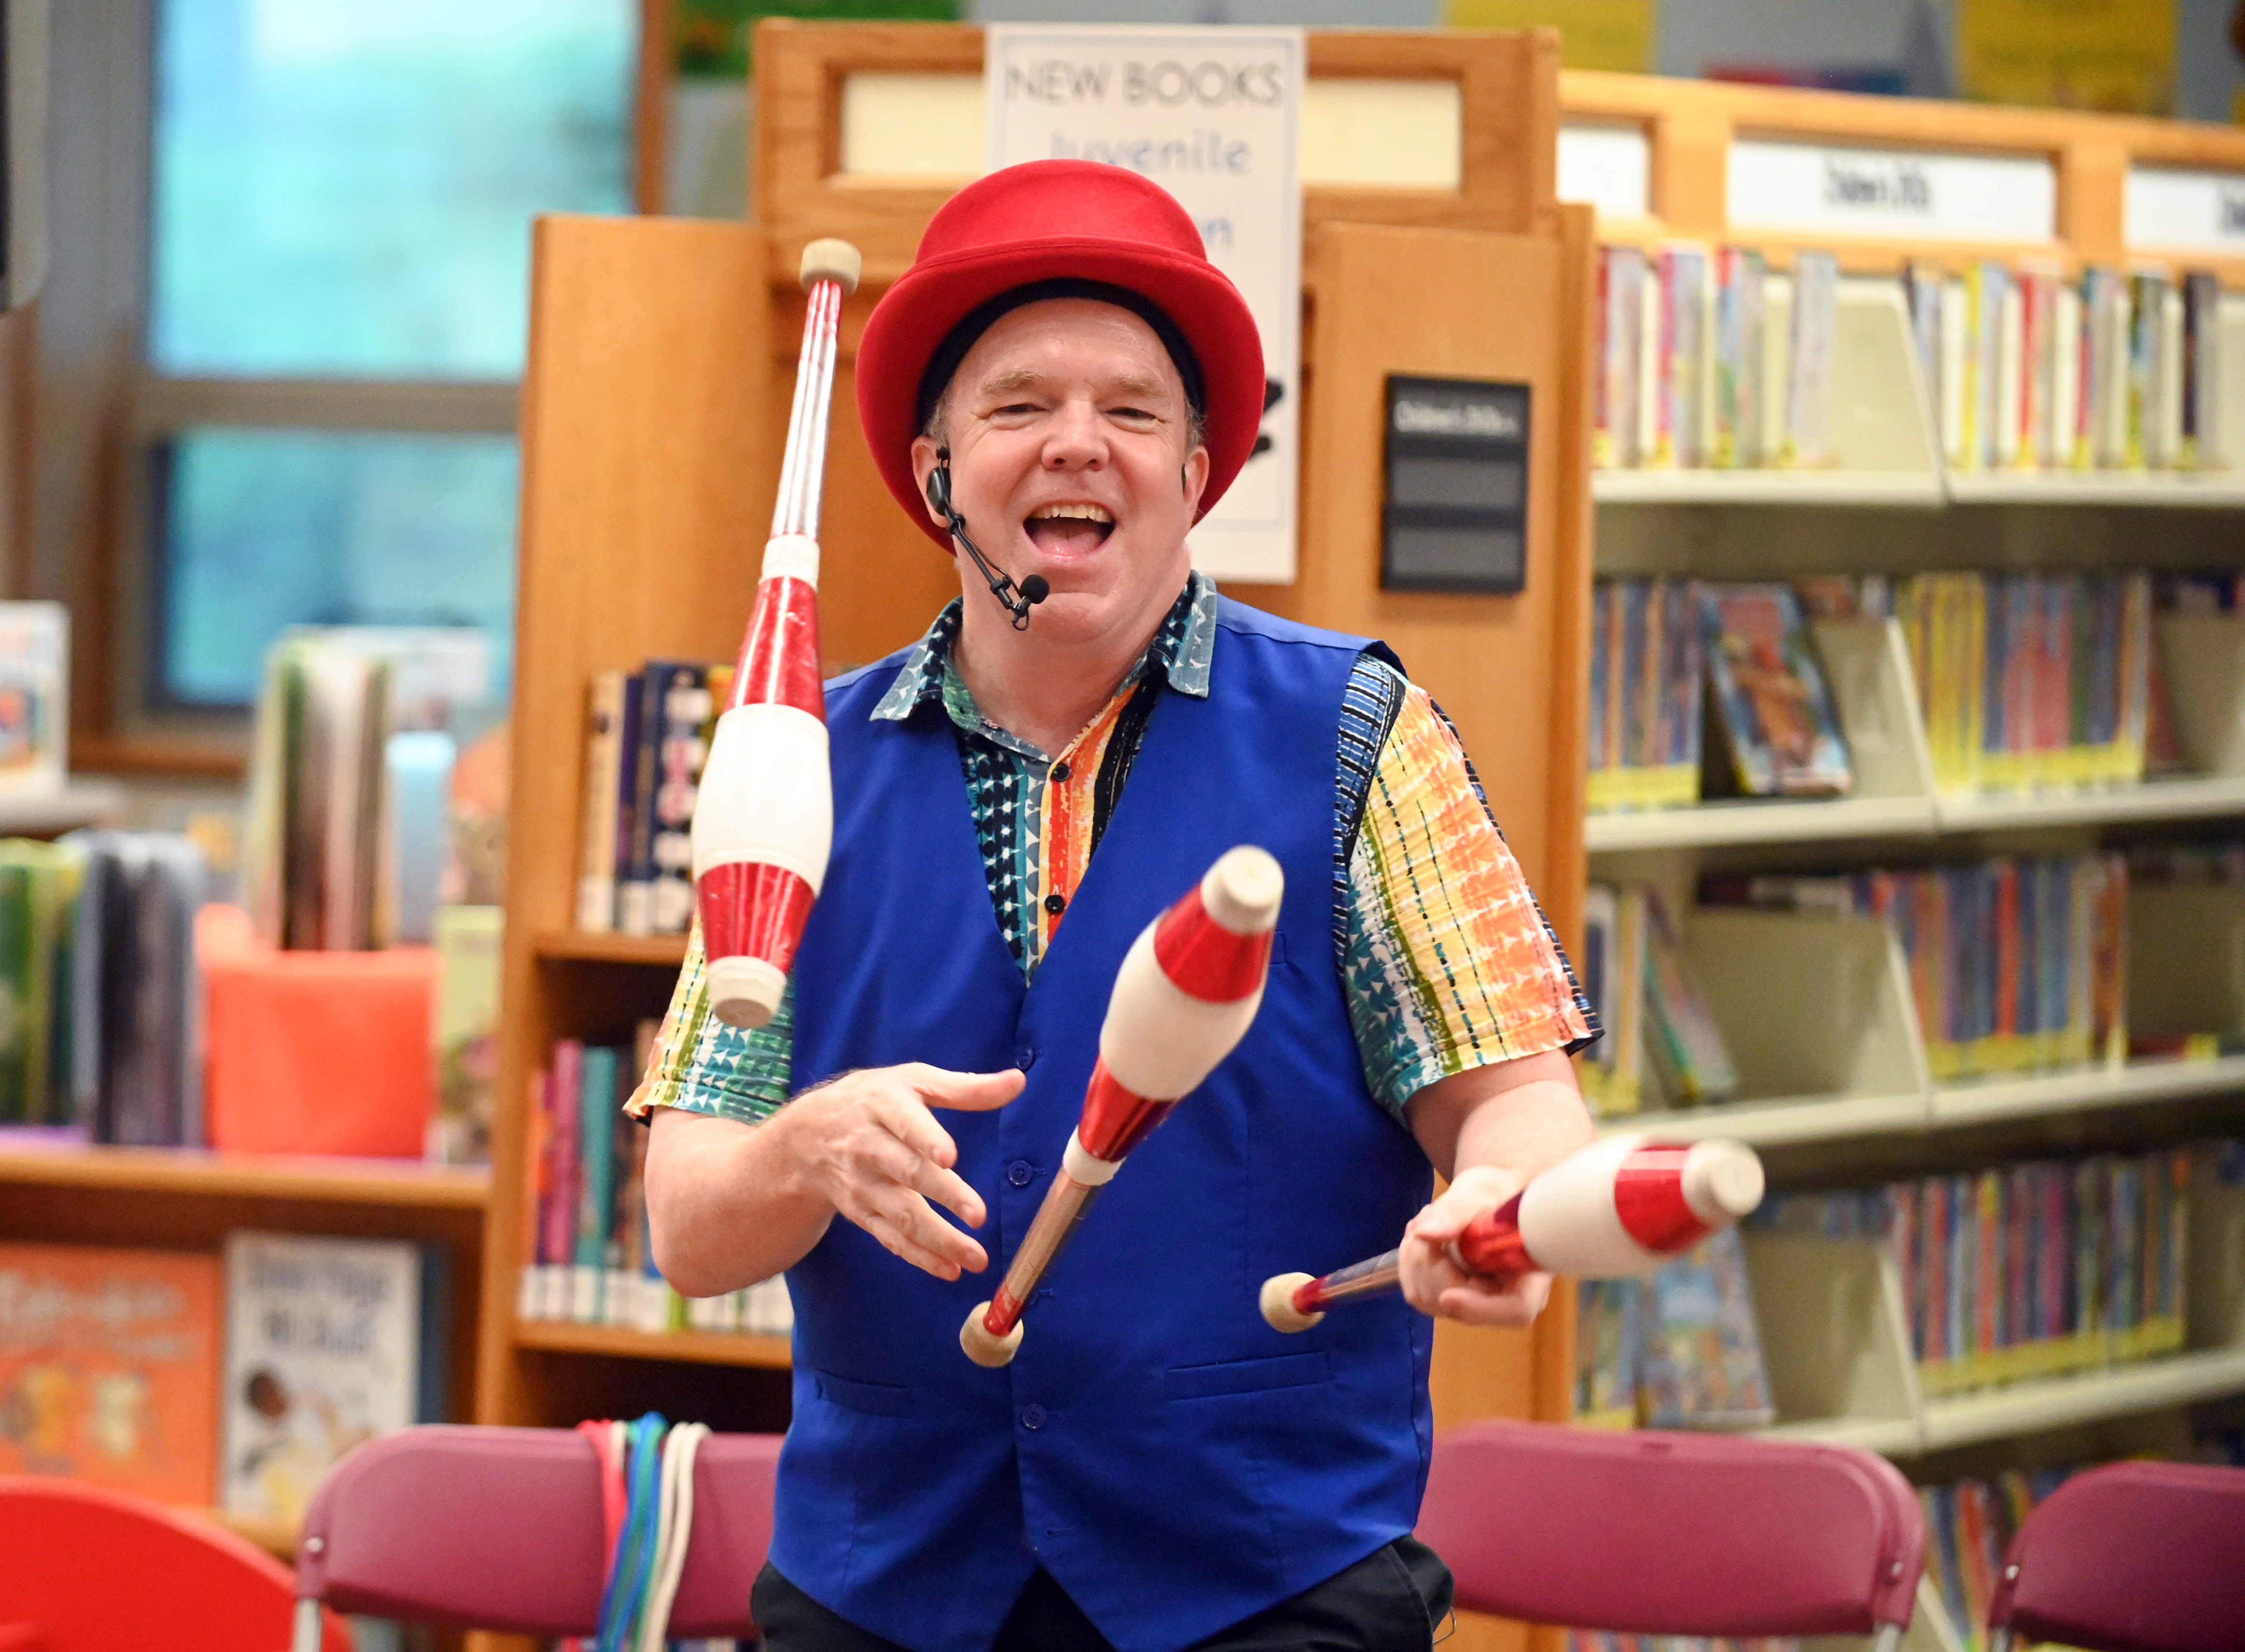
top-left (0, 603), bottom-right (68, 795)
top-left (1701, 583), bottom-right (1852, 798)
top-left (220, 1232), bottom-right (445, 1529)
top-left (1586, 580), bottom-right (1705, 815)
top-left (0, 1243), bottom-right (223, 1504)
top-left (1635, 1228), bottom-right (1775, 1431)
top-left (1572, 1228), bottom-right (1774, 1434)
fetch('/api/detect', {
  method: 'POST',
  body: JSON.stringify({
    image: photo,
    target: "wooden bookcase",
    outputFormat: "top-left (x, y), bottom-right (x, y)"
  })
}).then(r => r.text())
top-left (1558, 72), bottom-right (2245, 1623)
top-left (480, 20), bottom-right (1592, 1652)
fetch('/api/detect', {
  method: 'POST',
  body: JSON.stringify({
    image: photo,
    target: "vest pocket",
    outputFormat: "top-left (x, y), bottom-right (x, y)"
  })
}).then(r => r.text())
top-left (812, 1368), bottom-right (916, 1416)
top-left (1161, 1349), bottom-right (1332, 1401)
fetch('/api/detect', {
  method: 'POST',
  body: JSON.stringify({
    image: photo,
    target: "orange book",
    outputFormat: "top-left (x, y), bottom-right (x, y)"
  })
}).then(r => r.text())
top-left (0, 1243), bottom-right (222, 1505)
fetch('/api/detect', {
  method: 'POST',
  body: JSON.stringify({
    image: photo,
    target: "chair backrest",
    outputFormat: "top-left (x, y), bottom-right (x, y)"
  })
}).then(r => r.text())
top-left (294, 1424), bottom-right (780, 1637)
top-left (1987, 1460), bottom-right (2245, 1652)
top-left (0, 1479), bottom-right (350, 1652)
top-left (1415, 1420), bottom-right (1923, 1640)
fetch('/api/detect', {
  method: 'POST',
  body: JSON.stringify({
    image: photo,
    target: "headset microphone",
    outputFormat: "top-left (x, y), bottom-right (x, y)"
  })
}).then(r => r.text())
top-left (927, 451), bottom-right (1049, 630)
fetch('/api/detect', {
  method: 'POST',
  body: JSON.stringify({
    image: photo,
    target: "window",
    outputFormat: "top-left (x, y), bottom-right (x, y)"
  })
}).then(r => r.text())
top-left (143, 0), bottom-right (636, 711)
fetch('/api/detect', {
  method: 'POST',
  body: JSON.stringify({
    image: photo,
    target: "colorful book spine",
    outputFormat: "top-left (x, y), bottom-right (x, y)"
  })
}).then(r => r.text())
top-left (574, 669), bottom-right (627, 932)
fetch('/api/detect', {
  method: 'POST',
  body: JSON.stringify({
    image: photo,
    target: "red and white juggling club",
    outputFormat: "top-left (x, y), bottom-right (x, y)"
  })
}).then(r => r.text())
top-left (1258, 1134), bottom-right (1765, 1332)
top-left (960, 847), bottom-right (1284, 1368)
top-left (690, 238), bottom-right (862, 1030)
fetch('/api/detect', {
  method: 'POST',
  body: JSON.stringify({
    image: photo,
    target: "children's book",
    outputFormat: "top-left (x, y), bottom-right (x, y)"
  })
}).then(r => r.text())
top-left (1636, 1227), bottom-right (1775, 1430)
top-left (220, 1232), bottom-right (444, 1529)
top-left (0, 1242), bottom-right (222, 1504)
top-left (1702, 583), bottom-right (1853, 798)
top-left (1640, 888), bottom-right (1740, 1107)
top-left (0, 604), bottom-right (67, 794)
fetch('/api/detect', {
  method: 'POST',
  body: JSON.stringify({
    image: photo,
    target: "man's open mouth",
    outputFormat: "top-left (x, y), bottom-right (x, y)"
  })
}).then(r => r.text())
top-left (1024, 502), bottom-right (1116, 553)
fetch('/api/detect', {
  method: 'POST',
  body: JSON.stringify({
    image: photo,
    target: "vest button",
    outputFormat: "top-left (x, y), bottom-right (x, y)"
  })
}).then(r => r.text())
top-left (1006, 1159), bottom-right (1034, 1187)
top-left (1020, 1404), bottom-right (1047, 1431)
top-left (1013, 1044), bottom-right (1037, 1070)
top-left (1044, 891), bottom-right (1067, 915)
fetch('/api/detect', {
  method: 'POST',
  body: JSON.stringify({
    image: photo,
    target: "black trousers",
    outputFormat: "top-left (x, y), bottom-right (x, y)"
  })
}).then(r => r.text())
top-left (749, 1538), bottom-right (1454, 1652)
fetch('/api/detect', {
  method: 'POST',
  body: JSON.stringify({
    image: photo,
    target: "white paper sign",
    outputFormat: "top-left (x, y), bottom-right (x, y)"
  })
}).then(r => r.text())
top-left (1728, 139), bottom-right (2057, 245)
top-left (986, 26), bottom-right (1303, 584)
top-left (2126, 167), bottom-right (2245, 253)
top-left (1558, 121), bottom-right (1651, 222)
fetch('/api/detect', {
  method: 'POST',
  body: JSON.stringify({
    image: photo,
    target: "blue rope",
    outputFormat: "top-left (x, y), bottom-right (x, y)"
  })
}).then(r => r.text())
top-left (594, 1413), bottom-right (669, 1652)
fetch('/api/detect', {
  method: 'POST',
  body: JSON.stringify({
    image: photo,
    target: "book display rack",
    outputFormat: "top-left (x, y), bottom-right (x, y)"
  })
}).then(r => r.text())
top-left (1564, 75), bottom-right (2245, 1644)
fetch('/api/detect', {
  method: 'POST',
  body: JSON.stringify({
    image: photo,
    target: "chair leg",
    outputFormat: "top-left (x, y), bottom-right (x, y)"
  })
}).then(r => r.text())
top-left (291, 1598), bottom-right (325, 1652)
top-left (1870, 1624), bottom-right (1904, 1652)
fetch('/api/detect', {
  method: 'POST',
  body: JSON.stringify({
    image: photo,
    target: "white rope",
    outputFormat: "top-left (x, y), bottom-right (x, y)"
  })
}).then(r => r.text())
top-left (637, 1422), bottom-right (711, 1652)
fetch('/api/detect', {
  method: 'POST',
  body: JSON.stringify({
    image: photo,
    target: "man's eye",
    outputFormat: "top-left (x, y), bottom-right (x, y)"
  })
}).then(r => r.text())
top-left (1110, 406), bottom-right (1156, 421)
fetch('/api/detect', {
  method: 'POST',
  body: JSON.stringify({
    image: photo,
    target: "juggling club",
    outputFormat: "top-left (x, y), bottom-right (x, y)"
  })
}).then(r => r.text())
top-left (691, 238), bottom-right (861, 1029)
top-left (960, 846), bottom-right (1284, 1368)
top-left (1259, 1134), bottom-right (1765, 1332)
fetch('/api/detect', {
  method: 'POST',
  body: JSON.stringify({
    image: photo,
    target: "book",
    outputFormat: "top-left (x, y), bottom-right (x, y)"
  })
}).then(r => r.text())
top-left (1781, 251), bottom-right (1836, 468)
top-left (1578, 882), bottom-right (1645, 1120)
top-left (574, 1045), bottom-right (620, 1322)
top-left (220, 1232), bottom-right (445, 1529)
top-left (1639, 888), bottom-right (1740, 1107)
top-left (0, 1242), bottom-right (223, 1504)
top-left (2183, 270), bottom-right (2222, 472)
top-left (1654, 243), bottom-right (1711, 468)
top-left (68, 831), bottom-right (207, 1146)
top-left (1595, 246), bottom-right (1646, 469)
top-left (649, 663), bottom-right (714, 935)
top-left (1712, 246), bottom-right (1765, 469)
top-left (1701, 583), bottom-right (1851, 797)
top-left (1573, 1275), bottom-right (1643, 1429)
top-left (575, 670), bottom-right (629, 933)
top-left (1585, 580), bottom-right (1703, 814)
top-left (428, 904), bottom-right (503, 1166)
top-left (1635, 1228), bottom-right (1774, 1430)
top-left (0, 604), bottom-right (68, 794)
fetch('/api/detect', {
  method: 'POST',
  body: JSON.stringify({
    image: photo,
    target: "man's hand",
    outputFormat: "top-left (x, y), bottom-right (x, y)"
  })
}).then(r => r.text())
top-left (780, 1063), bottom-right (1024, 1281)
top-left (1398, 1166), bottom-right (1553, 1328)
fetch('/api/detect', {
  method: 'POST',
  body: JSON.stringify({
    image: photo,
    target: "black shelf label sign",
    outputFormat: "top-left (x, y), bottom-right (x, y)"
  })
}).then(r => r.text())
top-left (1381, 376), bottom-right (1530, 595)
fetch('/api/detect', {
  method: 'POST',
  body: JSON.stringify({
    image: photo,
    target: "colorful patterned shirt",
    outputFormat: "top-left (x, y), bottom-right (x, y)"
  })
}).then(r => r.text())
top-left (630, 574), bottom-right (1593, 1125)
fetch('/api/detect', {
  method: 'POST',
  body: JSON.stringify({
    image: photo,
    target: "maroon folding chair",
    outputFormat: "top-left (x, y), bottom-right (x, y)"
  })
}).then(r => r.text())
top-left (1986, 1459), bottom-right (2245, 1652)
top-left (1415, 1420), bottom-right (1924, 1652)
top-left (287, 1425), bottom-right (781, 1650)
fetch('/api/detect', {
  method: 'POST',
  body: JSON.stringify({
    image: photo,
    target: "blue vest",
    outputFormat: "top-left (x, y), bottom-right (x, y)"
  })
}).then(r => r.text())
top-left (772, 599), bottom-right (1435, 1652)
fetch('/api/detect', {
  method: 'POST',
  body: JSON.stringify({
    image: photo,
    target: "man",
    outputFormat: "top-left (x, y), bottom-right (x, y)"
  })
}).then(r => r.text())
top-left (635, 160), bottom-right (1596, 1652)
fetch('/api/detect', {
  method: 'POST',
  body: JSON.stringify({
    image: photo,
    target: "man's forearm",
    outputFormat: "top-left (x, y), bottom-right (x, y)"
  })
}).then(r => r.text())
top-left (645, 1106), bottom-right (835, 1298)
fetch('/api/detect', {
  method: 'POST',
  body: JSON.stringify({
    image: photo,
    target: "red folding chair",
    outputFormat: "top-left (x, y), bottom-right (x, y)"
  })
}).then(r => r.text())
top-left (287, 1425), bottom-right (781, 1650)
top-left (1986, 1459), bottom-right (2245, 1652)
top-left (1415, 1420), bottom-right (1924, 1652)
top-left (0, 1478), bottom-right (351, 1652)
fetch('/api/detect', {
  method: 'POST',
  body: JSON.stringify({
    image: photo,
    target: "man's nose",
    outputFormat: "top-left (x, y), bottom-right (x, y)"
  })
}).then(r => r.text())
top-left (1043, 400), bottom-right (1105, 466)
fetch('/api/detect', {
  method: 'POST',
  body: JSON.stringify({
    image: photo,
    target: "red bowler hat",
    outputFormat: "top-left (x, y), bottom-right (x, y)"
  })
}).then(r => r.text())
top-left (856, 159), bottom-right (1266, 549)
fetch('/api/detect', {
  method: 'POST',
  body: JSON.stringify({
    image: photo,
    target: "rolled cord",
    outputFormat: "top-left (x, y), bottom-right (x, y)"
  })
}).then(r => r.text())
top-left (636, 1422), bottom-right (712, 1652)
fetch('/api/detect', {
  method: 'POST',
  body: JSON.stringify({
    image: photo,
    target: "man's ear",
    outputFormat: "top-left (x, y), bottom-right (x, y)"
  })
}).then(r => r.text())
top-left (1181, 443), bottom-right (1213, 514)
top-left (909, 435), bottom-right (949, 528)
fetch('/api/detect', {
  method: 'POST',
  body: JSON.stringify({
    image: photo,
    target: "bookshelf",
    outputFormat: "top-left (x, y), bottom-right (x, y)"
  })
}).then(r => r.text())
top-left (1567, 71), bottom-right (2245, 1553)
top-left (484, 22), bottom-right (1592, 1652)
top-left (0, 1139), bottom-right (491, 1559)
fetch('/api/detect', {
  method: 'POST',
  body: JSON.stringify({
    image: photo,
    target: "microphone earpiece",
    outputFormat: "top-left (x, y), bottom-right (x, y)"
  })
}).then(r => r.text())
top-left (923, 447), bottom-right (1043, 630)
